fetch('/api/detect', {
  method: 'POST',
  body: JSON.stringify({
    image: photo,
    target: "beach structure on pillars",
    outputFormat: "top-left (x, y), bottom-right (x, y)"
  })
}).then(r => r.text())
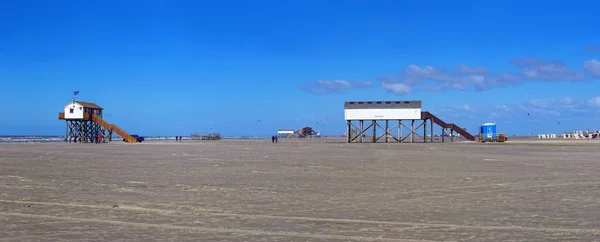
top-left (344, 100), bottom-right (475, 143)
top-left (58, 99), bottom-right (139, 143)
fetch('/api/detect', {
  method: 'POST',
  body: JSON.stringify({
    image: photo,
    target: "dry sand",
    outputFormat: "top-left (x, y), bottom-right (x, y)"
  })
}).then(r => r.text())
top-left (1, 139), bottom-right (600, 241)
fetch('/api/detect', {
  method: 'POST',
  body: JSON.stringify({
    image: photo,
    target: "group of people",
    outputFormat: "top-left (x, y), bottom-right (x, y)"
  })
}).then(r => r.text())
top-left (271, 135), bottom-right (279, 143)
top-left (175, 136), bottom-right (183, 142)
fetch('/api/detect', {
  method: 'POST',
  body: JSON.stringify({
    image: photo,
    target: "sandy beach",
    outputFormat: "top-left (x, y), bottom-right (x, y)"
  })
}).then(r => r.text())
top-left (1, 139), bottom-right (600, 241)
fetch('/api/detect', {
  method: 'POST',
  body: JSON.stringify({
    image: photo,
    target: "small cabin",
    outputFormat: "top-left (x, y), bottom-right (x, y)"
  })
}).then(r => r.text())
top-left (62, 101), bottom-right (103, 120)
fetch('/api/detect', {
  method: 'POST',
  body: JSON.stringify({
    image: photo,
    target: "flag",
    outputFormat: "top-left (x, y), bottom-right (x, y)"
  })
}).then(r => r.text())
top-left (73, 90), bottom-right (80, 96)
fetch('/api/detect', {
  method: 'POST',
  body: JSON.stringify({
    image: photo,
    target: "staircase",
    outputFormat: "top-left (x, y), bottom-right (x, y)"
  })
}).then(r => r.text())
top-left (421, 111), bottom-right (475, 141)
top-left (91, 114), bottom-right (138, 143)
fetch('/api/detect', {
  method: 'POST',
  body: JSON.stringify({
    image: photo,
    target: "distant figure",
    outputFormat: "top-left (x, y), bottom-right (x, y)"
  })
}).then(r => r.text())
top-left (275, 135), bottom-right (278, 143)
top-left (176, 136), bottom-right (179, 142)
top-left (271, 135), bottom-right (275, 143)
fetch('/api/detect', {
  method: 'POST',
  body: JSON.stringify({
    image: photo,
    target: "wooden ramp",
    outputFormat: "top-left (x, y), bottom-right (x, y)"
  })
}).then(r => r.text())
top-left (90, 114), bottom-right (138, 143)
top-left (421, 111), bottom-right (475, 141)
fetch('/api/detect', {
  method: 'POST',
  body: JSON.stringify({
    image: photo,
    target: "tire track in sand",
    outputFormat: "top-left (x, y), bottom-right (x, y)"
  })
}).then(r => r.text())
top-left (277, 179), bottom-right (600, 216)
top-left (1, 200), bottom-right (599, 235)
top-left (0, 212), bottom-right (425, 242)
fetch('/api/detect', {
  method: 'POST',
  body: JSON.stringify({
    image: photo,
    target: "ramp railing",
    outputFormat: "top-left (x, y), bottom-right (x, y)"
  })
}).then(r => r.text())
top-left (421, 111), bottom-right (475, 141)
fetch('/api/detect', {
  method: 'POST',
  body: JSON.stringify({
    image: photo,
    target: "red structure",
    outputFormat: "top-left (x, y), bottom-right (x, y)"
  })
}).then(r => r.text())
top-left (421, 111), bottom-right (475, 142)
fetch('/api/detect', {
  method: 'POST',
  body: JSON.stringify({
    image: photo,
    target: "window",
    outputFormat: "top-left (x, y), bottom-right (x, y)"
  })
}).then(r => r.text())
top-left (349, 102), bottom-right (355, 104)
top-left (404, 101), bottom-right (410, 104)
top-left (69, 108), bottom-right (74, 113)
top-left (385, 101), bottom-right (391, 104)
top-left (358, 102), bottom-right (364, 104)
top-left (367, 101), bottom-right (373, 104)
top-left (376, 101), bottom-right (382, 104)
top-left (394, 101), bottom-right (400, 104)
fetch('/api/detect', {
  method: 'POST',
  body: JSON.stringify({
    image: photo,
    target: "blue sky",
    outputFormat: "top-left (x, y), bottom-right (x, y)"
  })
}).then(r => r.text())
top-left (1, 0), bottom-right (600, 136)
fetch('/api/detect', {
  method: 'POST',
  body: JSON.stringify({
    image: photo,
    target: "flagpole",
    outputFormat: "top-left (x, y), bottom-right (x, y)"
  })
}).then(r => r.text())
top-left (72, 90), bottom-right (79, 107)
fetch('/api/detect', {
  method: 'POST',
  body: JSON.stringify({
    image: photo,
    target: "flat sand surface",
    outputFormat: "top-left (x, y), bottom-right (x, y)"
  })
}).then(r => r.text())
top-left (1, 139), bottom-right (600, 241)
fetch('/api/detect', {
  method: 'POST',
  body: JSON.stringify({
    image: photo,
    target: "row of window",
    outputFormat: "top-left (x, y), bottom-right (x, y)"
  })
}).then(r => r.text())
top-left (348, 101), bottom-right (412, 105)
top-left (68, 108), bottom-right (101, 114)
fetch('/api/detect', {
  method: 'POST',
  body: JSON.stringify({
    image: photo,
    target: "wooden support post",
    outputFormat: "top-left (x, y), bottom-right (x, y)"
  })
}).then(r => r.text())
top-left (67, 121), bottom-right (71, 143)
top-left (398, 120), bottom-right (402, 143)
top-left (359, 120), bottom-right (364, 143)
top-left (84, 121), bottom-right (88, 143)
top-left (84, 121), bottom-right (87, 142)
top-left (347, 120), bottom-right (351, 143)
top-left (442, 128), bottom-right (445, 143)
top-left (430, 118), bottom-right (434, 143)
top-left (65, 122), bottom-right (68, 142)
top-left (81, 121), bottom-right (85, 143)
top-left (372, 120), bottom-right (376, 143)
top-left (411, 120), bottom-right (415, 143)
top-left (78, 122), bottom-right (82, 143)
top-left (385, 120), bottom-right (389, 143)
top-left (423, 119), bottom-right (427, 143)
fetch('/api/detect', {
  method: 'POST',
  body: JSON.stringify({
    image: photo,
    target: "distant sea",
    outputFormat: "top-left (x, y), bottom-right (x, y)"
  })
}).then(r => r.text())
top-left (0, 135), bottom-right (270, 143)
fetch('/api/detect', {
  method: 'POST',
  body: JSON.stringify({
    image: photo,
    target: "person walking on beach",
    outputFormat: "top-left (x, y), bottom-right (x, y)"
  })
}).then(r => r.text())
top-left (271, 135), bottom-right (275, 143)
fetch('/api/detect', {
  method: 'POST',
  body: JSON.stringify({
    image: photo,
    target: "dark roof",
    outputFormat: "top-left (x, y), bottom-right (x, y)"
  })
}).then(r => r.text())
top-left (76, 101), bottom-right (103, 109)
top-left (344, 100), bottom-right (422, 109)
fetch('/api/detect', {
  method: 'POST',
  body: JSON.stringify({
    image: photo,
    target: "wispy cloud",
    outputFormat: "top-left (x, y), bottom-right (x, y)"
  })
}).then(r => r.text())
top-left (435, 96), bottom-right (600, 121)
top-left (511, 58), bottom-right (586, 81)
top-left (301, 45), bottom-right (600, 95)
top-left (584, 59), bottom-right (600, 77)
top-left (380, 57), bottom-right (599, 95)
top-left (381, 82), bottom-right (411, 95)
top-left (299, 80), bottom-right (373, 94)
top-left (425, 96), bottom-right (600, 134)
top-left (584, 44), bottom-right (600, 53)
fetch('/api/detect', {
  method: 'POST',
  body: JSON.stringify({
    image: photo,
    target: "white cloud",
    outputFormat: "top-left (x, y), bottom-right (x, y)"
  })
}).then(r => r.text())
top-left (381, 82), bottom-right (411, 95)
top-left (560, 97), bottom-right (573, 104)
top-left (300, 80), bottom-right (373, 94)
top-left (302, 48), bottom-right (600, 95)
top-left (494, 105), bottom-right (510, 111)
top-left (453, 104), bottom-right (473, 111)
top-left (587, 96), bottom-right (600, 107)
top-left (378, 56), bottom-right (599, 95)
top-left (459, 64), bottom-right (489, 74)
top-left (436, 96), bottom-right (600, 121)
top-left (584, 59), bottom-right (600, 77)
top-left (513, 58), bottom-right (586, 81)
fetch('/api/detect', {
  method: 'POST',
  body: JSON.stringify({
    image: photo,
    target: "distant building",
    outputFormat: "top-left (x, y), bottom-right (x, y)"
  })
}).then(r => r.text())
top-left (277, 129), bottom-right (295, 138)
